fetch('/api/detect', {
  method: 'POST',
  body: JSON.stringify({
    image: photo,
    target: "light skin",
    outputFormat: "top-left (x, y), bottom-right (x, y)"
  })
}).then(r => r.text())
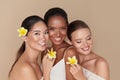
top-left (46, 15), bottom-right (79, 80)
top-left (70, 28), bottom-right (110, 80)
top-left (9, 21), bottom-right (54, 80)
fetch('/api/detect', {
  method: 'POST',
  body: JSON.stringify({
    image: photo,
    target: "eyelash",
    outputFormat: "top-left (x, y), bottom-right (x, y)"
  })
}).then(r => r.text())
top-left (76, 41), bottom-right (81, 43)
top-left (48, 27), bottom-right (67, 31)
top-left (34, 33), bottom-right (40, 36)
top-left (61, 27), bottom-right (67, 30)
top-left (49, 28), bottom-right (54, 30)
top-left (87, 37), bottom-right (91, 40)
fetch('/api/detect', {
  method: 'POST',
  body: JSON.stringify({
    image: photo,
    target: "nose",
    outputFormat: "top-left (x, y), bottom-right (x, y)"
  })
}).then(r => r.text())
top-left (40, 34), bottom-right (46, 41)
top-left (55, 29), bottom-right (60, 37)
top-left (82, 41), bottom-right (88, 47)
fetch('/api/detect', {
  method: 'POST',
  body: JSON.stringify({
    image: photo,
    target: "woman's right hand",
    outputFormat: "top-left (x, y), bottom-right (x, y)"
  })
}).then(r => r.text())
top-left (70, 64), bottom-right (86, 80)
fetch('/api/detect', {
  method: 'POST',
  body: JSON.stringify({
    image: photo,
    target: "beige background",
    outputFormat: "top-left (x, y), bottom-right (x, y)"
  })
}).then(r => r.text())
top-left (0, 0), bottom-right (120, 80)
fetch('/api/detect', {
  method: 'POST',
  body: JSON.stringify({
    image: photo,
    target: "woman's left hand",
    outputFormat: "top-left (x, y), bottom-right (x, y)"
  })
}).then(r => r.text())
top-left (42, 54), bottom-right (55, 80)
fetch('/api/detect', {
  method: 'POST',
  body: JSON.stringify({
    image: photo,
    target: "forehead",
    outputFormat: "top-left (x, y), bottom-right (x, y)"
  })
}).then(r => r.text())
top-left (31, 21), bottom-right (47, 31)
top-left (71, 28), bottom-right (91, 39)
top-left (47, 16), bottom-right (67, 27)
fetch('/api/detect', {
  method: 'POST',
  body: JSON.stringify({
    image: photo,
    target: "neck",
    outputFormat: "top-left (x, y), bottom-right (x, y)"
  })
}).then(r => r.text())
top-left (79, 51), bottom-right (95, 63)
top-left (23, 48), bottom-right (42, 63)
top-left (52, 41), bottom-right (69, 50)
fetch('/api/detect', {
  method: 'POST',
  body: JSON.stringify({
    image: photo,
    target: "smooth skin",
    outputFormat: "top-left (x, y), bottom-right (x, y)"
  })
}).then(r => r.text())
top-left (47, 15), bottom-right (79, 80)
top-left (9, 21), bottom-right (54, 80)
top-left (70, 28), bottom-right (110, 80)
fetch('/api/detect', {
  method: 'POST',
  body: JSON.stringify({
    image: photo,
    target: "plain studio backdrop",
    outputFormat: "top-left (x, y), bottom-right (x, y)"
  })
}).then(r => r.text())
top-left (0, 0), bottom-right (120, 80)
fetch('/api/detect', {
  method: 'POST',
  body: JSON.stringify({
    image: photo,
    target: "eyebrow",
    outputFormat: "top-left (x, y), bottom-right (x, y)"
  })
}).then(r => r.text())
top-left (74, 34), bottom-right (91, 40)
top-left (75, 39), bottom-right (81, 41)
top-left (87, 34), bottom-right (91, 37)
top-left (33, 30), bottom-right (41, 32)
top-left (48, 26), bottom-right (67, 28)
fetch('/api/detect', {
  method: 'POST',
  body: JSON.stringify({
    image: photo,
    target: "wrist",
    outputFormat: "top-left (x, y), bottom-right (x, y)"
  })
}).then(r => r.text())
top-left (43, 72), bottom-right (50, 80)
top-left (76, 76), bottom-right (87, 80)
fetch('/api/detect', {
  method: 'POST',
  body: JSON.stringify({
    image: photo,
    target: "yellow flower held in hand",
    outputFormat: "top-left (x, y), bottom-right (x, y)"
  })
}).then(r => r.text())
top-left (66, 56), bottom-right (78, 65)
top-left (47, 48), bottom-right (56, 59)
top-left (17, 27), bottom-right (28, 37)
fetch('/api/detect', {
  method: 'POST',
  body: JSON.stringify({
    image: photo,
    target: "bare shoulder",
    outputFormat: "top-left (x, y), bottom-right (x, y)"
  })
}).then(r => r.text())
top-left (95, 56), bottom-right (109, 69)
top-left (10, 62), bottom-right (38, 80)
top-left (95, 56), bottom-right (110, 80)
top-left (21, 63), bottom-right (38, 80)
top-left (20, 63), bottom-right (33, 73)
top-left (64, 46), bottom-right (79, 63)
top-left (65, 46), bottom-right (78, 57)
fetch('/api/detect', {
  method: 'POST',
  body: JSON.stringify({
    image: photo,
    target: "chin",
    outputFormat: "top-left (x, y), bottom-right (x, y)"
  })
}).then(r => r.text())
top-left (53, 41), bottom-right (63, 45)
top-left (39, 47), bottom-right (46, 51)
top-left (82, 51), bottom-right (91, 55)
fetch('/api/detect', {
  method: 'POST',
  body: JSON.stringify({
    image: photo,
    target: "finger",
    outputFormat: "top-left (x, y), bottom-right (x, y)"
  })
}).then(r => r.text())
top-left (70, 66), bottom-right (77, 73)
top-left (70, 67), bottom-right (75, 74)
top-left (71, 65), bottom-right (77, 71)
top-left (43, 54), bottom-right (48, 60)
top-left (76, 64), bottom-right (81, 70)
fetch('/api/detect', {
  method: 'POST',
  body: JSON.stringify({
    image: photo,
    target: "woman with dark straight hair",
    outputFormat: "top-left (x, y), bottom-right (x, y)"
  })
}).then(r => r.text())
top-left (8, 15), bottom-right (54, 80)
top-left (42, 7), bottom-right (81, 80)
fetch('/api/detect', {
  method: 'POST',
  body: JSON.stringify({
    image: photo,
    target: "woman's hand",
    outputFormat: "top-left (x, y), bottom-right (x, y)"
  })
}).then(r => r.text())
top-left (70, 64), bottom-right (86, 80)
top-left (42, 54), bottom-right (55, 80)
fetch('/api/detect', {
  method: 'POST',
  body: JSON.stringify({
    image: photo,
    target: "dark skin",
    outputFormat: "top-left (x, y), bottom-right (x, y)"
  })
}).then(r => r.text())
top-left (41, 15), bottom-right (79, 80)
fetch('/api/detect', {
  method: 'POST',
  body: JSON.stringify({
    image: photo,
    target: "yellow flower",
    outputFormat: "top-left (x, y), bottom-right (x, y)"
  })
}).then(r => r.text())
top-left (17, 27), bottom-right (28, 37)
top-left (47, 48), bottom-right (56, 59)
top-left (66, 56), bottom-right (78, 65)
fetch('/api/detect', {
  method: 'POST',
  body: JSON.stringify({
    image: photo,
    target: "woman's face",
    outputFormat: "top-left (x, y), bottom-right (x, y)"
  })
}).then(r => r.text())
top-left (47, 16), bottom-right (67, 45)
top-left (25, 21), bottom-right (49, 51)
top-left (71, 28), bottom-right (93, 55)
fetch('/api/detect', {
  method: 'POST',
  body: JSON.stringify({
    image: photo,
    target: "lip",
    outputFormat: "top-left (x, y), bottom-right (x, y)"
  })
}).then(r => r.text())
top-left (39, 42), bottom-right (46, 46)
top-left (82, 46), bottom-right (89, 51)
top-left (54, 37), bottom-right (62, 42)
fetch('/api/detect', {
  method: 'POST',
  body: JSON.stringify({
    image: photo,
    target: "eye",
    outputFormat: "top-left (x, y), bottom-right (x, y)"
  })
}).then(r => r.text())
top-left (61, 27), bottom-right (67, 30)
top-left (48, 27), bottom-right (55, 31)
top-left (87, 36), bottom-right (91, 40)
top-left (44, 30), bottom-right (48, 34)
top-left (34, 32), bottom-right (40, 36)
top-left (76, 40), bottom-right (81, 43)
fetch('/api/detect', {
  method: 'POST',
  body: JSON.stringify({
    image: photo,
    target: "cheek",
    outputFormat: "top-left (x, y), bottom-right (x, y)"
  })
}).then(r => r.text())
top-left (72, 42), bottom-right (80, 48)
top-left (45, 35), bottom-right (49, 41)
top-left (26, 36), bottom-right (37, 45)
top-left (48, 31), bottom-right (54, 36)
top-left (88, 40), bottom-right (93, 45)
top-left (61, 31), bottom-right (67, 35)
top-left (74, 44), bottom-right (82, 53)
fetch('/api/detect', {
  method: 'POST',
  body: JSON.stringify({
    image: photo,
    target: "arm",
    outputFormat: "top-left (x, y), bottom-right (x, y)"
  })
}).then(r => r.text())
top-left (95, 58), bottom-right (110, 80)
top-left (42, 54), bottom-right (55, 80)
top-left (64, 47), bottom-right (79, 80)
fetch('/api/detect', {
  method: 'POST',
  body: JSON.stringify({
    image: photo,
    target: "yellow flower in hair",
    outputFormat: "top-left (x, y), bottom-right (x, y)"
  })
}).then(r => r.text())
top-left (17, 27), bottom-right (28, 37)
top-left (66, 56), bottom-right (78, 65)
top-left (47, 48), bottom-right (56, 59)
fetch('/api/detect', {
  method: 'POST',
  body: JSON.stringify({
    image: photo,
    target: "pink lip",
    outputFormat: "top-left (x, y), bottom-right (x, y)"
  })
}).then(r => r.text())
top-left (82, 46), bottom-right (89, 51)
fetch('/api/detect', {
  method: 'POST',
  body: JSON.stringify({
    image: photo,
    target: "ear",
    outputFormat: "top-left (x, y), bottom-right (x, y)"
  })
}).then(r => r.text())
top-left (21, 36), bottom-right (27, 42)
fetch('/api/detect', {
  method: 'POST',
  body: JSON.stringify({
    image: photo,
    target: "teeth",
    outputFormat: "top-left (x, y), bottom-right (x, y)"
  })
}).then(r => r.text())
top-left (54, 38), bottom-right (61, 41)
top-left (39, 42), bottom-right (46, 46)
top-left (82, 47), bottom-right (89, 51)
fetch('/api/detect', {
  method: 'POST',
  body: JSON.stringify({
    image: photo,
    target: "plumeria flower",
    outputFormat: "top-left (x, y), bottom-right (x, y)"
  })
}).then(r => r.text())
top-left (66, 56), bottom-right (78, 65)
top-left (47, 48), bottom-right (56, 59)
top-left (17, 27), bottom-right (28, 37)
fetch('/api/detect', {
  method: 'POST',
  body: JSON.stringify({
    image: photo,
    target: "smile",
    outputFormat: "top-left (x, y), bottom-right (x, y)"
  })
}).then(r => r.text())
top-left (54, 37), bottom-right (62, 41)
